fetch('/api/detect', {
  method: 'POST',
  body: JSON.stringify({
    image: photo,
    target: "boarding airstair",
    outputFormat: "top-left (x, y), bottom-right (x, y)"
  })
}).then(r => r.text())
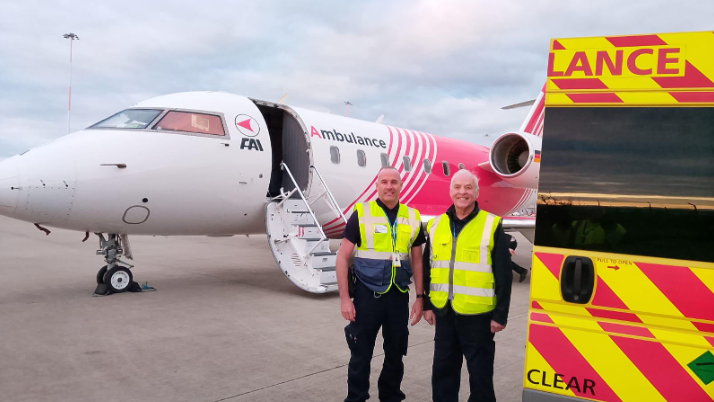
top-left (265, 163), bottom-right (347, 293)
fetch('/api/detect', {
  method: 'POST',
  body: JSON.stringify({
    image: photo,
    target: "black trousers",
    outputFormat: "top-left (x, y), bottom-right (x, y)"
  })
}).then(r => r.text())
top-left (345, 280), bottom-right (409, 402)
top-left (432, 307), bottom-right (496, 402)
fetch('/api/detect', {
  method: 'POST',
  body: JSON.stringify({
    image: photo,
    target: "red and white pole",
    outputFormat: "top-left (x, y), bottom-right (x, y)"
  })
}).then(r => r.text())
top-left (63, 33), bottom-right (79, 134)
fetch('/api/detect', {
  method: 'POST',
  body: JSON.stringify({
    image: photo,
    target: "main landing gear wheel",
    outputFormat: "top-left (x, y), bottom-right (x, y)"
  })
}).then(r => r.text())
top-left (103, 266), bottom-right (133, 293)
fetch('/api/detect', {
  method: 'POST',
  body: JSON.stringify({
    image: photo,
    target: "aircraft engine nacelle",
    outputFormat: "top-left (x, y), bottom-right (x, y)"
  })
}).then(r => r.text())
top-left (488, 132), bottom-right (542, 189)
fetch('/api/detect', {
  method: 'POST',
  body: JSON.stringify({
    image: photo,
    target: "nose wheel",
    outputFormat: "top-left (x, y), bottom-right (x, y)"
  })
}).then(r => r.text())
top-left (93, 233), bottom-right (139, 296)
top-left (96, 265), bottom-right (134, 293)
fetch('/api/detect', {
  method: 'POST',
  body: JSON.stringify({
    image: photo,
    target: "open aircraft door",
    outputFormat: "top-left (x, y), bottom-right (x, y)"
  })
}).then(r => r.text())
top-left (523, 32), bottom-right (714, 402)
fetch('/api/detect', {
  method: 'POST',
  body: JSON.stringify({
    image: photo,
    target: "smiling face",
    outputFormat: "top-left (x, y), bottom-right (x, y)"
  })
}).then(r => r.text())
top-left (376, 167), bottom-right (402, 205)
top-left (450, 170), bottom-right (479, 210)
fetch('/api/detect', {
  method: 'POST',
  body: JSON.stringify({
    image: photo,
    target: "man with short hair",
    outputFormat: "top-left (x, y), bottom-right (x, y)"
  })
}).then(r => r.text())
top-left (423, 169), bottom-right (512, 402)
top-left (336, 167), bottom-right (426, 402)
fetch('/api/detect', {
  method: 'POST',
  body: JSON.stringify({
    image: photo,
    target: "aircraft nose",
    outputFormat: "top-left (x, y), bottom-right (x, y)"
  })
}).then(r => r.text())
top-left (0, 157), bottom-right (20, 217)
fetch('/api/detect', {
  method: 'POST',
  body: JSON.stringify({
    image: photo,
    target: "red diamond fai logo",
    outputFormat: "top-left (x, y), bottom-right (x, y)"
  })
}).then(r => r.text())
top-left (235, 115), bottom-right (260, 137)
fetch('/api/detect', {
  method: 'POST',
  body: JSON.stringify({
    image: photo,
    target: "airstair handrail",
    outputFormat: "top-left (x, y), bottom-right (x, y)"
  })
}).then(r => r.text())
top-left (280, 162), bottom-right (327, 243)
top-left (310, 164), bottom-right (348, 224)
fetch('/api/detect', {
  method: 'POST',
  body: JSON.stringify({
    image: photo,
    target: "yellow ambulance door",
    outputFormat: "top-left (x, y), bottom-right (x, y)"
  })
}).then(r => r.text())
top-left (523, 32), bottom-right (714, 402)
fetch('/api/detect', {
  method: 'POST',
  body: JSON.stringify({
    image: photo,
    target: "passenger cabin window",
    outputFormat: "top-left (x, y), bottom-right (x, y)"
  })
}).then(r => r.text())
top-left (458, 163), bottom-right (465, 170)
top-left (357, 150), bottom-right (366, 167)
top-left (442, 161), bottom-right (450, 176)
top-left (403, 156), bottom-right (412, 172)
top-left (90, 109), bottom-right (162, 130)
top-left (330, 146), bottom-right (340, 164)
top-left (380, 153), bottom-right (389, 167)
top-left (155, 111), bottom-right (225, 136)
top-left (423, 159), bottom-right (432, 174)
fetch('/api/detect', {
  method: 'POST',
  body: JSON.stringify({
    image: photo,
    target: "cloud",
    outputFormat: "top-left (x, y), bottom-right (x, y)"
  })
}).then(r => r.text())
top-left (1, 0), bottom-right (713, 160)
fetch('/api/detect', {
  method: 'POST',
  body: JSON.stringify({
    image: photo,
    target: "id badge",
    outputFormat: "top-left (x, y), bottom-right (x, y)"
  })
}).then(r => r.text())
top-left (374, 225), bottom-right (388, 234)
top-left (392, 253), bottom-right (401, 267)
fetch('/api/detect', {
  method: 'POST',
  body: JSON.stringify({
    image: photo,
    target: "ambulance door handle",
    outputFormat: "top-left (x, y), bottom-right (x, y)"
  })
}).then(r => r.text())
top-left (561, 256), bottom-right (594, 304)
top-left (573, 259), bottom-right (583, 296)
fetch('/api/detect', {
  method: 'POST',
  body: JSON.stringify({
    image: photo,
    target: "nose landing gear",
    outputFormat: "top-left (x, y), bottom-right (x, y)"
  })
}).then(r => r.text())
top-left (93, 233), bottom-right (140, 296)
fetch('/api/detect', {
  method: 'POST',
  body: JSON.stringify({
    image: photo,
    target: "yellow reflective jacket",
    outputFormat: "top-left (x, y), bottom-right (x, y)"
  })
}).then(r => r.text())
top-left (427, 210), bottom-right (501, 314)
top-left (353, 201), bottom-right (421, 293)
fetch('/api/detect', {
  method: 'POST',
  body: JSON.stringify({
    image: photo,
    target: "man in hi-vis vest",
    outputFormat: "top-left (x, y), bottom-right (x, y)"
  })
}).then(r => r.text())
top-left (423, 169), bottom-right (512, 402)
top-left (336, 167), bottom-right (426, 402)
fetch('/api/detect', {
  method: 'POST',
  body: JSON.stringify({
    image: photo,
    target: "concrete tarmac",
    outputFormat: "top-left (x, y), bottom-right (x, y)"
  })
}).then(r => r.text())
top-left (0, 216), bottom-right (532, 402)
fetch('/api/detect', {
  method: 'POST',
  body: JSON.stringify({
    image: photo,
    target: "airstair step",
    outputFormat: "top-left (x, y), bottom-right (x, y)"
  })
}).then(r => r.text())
top-left (312, 253), bottom-right (336, 269)
top-left (319, 270), bottom-right (337, 285)
top-left (311, 251), bottom-right (335, 257)
top-left (295, 223), bottom-right (317, 227)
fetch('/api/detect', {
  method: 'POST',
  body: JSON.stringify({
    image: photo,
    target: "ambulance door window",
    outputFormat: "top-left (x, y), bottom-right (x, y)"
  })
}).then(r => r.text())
top-left (535, 107), bottom-right (714, 263)
top-left (357, 150), bottom-right (366, 167)
top-left (330, 146), bottom-right (340, 164)
top-left (403, 156), bottom-right (412, 172)
top-left (423, 159), bottom-right (432, 174)
top-left (442, 161), bottom-right (450, 176)
top-left (380, 153), bottom-right (389, 167)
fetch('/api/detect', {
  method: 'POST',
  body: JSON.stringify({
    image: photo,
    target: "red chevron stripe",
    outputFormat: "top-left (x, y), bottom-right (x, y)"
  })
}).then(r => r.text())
top-left (597, 322), bottom-right (653, 338)
top-left (552, 40), bottom-right (565, 50)
top-left (610, 335), bottom-right (710, 402)
top-left (692, 321), bottom-right (714, 334)
top-left (653, 62), bottom-right (714, 88)
top-left (605, 35), bottom-right (666, 47)
top-left (529, 325), bottom-right (621, 401)
top-left (669, 91), bottom-right (714, 102)
top-left (534, 252), bottom-right (564, 279)
top-left (636, 262), bottom-right (714, 321)
top-left (587, 308), bottom-right (642, 324)
top-left (531, 313), bottom-right (554, 324)
top-left (706, 336), bottom-right (714, 348)
top-left (591, 277), bottom-right (629, 310)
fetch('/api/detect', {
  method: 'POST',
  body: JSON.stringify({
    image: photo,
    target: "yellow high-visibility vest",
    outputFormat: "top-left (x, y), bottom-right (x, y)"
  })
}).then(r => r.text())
top-left (427, 210), bottom-right (500, 314)
top-left (353, 201), bottom-right (421, 293)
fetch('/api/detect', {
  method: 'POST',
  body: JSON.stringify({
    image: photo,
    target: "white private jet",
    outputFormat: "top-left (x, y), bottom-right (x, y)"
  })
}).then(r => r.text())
top-left (0, 90), bottom-right (543, 294)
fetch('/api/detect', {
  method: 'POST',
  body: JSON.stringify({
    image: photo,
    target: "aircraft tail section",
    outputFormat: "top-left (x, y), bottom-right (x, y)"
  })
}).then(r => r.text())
top-left (519, 84), bottom-right (546, 137)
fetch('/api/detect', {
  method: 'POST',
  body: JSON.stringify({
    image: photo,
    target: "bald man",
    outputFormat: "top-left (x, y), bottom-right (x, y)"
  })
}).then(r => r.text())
top-left (336, 167), bottom-right (426, 402)
top-left (423, 169), bottom-right (512, 402)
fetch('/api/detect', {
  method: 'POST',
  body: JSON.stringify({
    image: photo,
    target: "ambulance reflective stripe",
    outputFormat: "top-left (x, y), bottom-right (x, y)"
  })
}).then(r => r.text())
top-left (353, 201), bottom-right (421, 293)
top-left (427, 210), bottom-right (500, 314)
top-left (525, 248), bottom-right (714, 401)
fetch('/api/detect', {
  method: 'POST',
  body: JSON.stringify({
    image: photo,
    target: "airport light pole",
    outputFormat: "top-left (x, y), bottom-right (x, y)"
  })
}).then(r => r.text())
top-left (344, 101), bottom-right (353, 117)
top-left (63, 33), bottom-right (79, 134)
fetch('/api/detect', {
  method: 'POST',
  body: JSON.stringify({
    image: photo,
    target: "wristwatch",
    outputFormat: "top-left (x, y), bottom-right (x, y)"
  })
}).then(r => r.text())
top-left (416, 293), bottom-right (426, 299)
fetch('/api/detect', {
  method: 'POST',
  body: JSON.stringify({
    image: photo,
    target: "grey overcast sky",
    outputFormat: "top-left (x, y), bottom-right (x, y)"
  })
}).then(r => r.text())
top-left (0, 0), bottom-right (712, 161)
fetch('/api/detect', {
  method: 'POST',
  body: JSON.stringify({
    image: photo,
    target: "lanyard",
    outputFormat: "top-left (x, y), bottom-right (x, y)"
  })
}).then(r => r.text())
top-left (451, 220), bottom-right (457, 238)
top-left (379, 205), bottom-right (398, 251)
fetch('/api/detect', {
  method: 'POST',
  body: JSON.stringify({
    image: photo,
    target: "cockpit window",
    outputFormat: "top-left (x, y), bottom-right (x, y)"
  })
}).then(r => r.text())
top-left (90, 109), bottom-right (162, 130)
top-left (154, 111), bottom-right (225, 136)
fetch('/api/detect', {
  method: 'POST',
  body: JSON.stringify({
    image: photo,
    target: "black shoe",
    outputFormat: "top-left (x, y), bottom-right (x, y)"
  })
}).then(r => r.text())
top-left (519, 270), bottom-right (528, 283)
